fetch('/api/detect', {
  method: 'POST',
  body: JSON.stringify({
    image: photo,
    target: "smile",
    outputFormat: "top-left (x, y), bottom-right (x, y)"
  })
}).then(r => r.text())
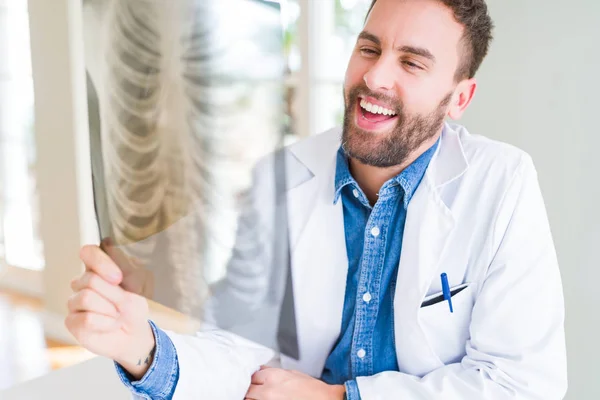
top-left (360, 98), bottom-right (397, 116)
top-left (355, 96), bottom-right (399, 131)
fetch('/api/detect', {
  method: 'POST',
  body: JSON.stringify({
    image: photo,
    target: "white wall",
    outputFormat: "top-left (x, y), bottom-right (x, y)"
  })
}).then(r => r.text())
top-left (462, 1), bottom-right (600, 398)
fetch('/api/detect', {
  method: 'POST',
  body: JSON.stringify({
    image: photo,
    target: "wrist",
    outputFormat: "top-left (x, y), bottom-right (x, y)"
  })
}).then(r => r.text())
top-left (329, 384), bottom-right (346, 400)
top-left (116, 321), bottom-right (156, 380)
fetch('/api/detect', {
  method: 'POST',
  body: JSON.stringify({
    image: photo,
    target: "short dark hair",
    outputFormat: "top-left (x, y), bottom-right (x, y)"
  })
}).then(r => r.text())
top-left (366, 0), bottom-right (494, 81)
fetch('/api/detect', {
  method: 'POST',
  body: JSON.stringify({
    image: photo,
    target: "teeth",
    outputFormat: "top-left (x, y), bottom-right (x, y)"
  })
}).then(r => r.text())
top-left (360, 99), bottom-right (396, 116)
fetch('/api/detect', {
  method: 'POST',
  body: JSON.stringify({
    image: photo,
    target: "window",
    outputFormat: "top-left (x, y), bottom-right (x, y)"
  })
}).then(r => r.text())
top-left (0, 0), bottom-right (43, 271)
top-left (281, 0), bottom-right (372, 138)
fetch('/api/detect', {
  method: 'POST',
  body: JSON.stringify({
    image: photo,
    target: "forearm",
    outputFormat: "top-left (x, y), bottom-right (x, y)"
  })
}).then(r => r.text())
top-left (353, 357), bottom-right (566, 400)
top-left (165, 328), bottom-right (276, 399)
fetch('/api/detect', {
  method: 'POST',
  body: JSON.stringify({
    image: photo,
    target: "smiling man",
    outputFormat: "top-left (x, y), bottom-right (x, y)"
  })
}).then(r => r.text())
top-left (66, 0), bottom-right (567, 399)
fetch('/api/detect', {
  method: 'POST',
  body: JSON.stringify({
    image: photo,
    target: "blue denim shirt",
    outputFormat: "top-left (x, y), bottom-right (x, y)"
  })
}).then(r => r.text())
top-left (322, 140), bottom-right (439, 399)
top-left (116, 139), bottom-right (439, 399)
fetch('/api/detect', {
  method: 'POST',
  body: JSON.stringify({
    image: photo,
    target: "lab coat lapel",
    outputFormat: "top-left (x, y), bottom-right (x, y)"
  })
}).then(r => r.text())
top-left (393, 124), bottom-right (469, 375)
top-left (280, 129), bottom-right (348, 376)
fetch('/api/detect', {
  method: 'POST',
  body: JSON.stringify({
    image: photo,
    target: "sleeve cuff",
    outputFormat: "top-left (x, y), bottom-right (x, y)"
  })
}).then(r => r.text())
top-left (345, 380), bottom-right (362, 400)
top-left (114, 320), bottom-right (180, 399)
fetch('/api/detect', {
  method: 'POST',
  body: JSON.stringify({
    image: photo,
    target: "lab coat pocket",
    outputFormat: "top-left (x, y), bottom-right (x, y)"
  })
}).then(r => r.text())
top-left (418, 283), bottom-right (474, 365)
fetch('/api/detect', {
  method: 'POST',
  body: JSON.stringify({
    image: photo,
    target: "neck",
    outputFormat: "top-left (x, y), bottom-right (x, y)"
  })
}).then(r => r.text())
top-left (349, 133), bottom-right (441, 205)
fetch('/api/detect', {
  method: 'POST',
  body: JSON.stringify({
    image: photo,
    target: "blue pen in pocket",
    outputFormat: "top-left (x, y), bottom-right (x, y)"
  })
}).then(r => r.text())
top-left (441, 273), bottom-right (453, 313)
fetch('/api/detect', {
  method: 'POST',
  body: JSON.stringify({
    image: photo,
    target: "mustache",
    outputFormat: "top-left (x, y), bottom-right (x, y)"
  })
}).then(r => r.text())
top-left (347, 83), bottom-right (403, 114)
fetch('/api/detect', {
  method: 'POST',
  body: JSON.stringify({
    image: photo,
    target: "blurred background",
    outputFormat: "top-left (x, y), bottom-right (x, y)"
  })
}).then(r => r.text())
top-left (0, 0), bottom-right (598, 398)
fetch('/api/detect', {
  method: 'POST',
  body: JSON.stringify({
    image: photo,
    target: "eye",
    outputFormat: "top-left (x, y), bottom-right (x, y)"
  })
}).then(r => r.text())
top-left (402, 60), bottom-right (424, 70)
top-left (359, 47), bottom-right (379, 57)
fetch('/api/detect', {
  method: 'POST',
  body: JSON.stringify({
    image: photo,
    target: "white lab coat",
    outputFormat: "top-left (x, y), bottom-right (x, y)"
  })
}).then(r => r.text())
top-left (157, 122), bottom-right (567, 399)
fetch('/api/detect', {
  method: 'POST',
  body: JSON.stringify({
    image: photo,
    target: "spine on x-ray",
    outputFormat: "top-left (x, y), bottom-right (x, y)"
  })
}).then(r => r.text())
top-left (101, 0), bottom-right (225, 316)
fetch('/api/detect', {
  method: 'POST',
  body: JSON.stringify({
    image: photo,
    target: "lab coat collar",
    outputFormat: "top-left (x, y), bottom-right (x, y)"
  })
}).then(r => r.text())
top-left (288, 121), bottom-right (469, 199)
top-left (427, 122), bottom-right (469, 189)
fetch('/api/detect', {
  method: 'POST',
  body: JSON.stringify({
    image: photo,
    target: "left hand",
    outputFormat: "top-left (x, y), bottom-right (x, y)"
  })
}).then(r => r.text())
top-left (245, 366), bottom-right (346, 400)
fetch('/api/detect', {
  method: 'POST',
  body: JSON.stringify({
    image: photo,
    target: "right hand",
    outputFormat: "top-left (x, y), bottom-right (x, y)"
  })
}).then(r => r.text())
top-left (66, 244), bottom-right (155, 378)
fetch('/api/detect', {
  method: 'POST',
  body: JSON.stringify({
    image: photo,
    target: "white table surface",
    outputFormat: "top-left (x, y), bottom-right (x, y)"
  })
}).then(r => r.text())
top-left (0, 357), bottom-right (131, 399)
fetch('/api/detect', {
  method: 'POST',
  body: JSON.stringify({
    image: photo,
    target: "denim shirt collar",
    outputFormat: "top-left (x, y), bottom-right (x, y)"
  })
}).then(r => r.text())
top-left (334, 136), bottom-right (440, 209)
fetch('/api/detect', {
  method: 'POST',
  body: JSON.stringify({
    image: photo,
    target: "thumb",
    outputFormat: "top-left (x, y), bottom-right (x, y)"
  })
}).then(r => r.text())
top-left (100, 237), bottom-right (138, 277)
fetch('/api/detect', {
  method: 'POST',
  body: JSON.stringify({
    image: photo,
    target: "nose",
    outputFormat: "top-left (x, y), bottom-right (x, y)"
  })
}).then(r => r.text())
top-left (363, 57), bottom-right (395, 92)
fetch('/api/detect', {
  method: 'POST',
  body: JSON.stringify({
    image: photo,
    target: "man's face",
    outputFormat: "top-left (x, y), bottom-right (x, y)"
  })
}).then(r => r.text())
top-left (343, 0), bottom-right (465, 167)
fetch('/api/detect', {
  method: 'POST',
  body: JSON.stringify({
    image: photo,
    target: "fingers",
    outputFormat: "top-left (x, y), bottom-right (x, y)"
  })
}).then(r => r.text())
top-left (252, 365), bottom-right (278, 385)
top-left (68, 288), bottom-right (119, 319)
top-left (247, 368), bottom-right (298, 399)
top-left (65, 311), bottom-right (119, 334)
top-left (80, 245), bottom-right (122, 285)
top-left (71, 271), bottom-right (126, 311)
top-left (251, 370), bottom-right (267, 385)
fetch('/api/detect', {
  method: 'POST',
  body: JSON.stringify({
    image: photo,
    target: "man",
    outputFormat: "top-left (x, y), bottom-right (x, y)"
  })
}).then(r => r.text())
top-left (66, 0), bottom-right (568, 398)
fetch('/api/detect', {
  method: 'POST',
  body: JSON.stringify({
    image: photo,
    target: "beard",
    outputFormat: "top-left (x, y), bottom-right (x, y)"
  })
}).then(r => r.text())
top-left (342, 83), bottom-right (452, 168)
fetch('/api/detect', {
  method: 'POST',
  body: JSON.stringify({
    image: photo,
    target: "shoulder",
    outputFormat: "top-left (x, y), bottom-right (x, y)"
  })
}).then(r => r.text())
top-left (286, 127), bottom-right (342, 166)
top-left (452, 123), bottom-right (532, 169)
top-left (450, 122), bottom-right (536, 182)
top-left (250, 127), bottom-right (341, 192)
top-left (439, 123), bottom-right (541, 224)
top-left (254, 127), bottom-right (341, 175)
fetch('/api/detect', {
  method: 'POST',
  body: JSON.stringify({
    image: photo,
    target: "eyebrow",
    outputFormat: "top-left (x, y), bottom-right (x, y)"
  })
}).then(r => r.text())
top-left (358, 31), bottom-right (381, 46)
top-left (357, 30), bottom-right (437, 63)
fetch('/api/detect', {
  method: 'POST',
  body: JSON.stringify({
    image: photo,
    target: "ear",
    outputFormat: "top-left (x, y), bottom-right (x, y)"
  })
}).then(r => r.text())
top-left (447, 78), bottom-right (477, 120)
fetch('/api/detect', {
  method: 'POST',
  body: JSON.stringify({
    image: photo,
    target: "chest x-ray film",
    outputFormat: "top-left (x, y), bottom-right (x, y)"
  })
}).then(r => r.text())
top-left (84, 0), bottom-right (298, 359)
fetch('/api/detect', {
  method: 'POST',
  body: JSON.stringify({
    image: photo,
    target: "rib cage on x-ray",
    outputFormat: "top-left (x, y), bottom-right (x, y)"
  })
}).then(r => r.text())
top-left (84, 0), bottom-right (283, 317)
